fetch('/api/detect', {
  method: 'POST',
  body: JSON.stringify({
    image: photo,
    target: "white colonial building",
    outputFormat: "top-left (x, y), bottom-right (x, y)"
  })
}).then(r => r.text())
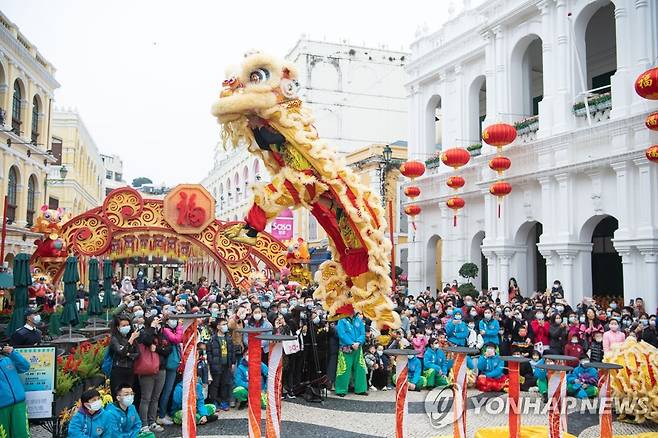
top-left (405, 0), bottom-right (658, 314)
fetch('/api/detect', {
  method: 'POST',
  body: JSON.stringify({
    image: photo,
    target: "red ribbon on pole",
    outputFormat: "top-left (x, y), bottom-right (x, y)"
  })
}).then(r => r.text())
top-left (247, 332), bottom-right (262, 438)
top-left (394, 355), bottom-right (408, 438)
top-left (265, 342), bottom-right (284, 438)
top-left (508, 361), bottom-right (521, 438)
top-left (598, 371), bottom-right (612, 438)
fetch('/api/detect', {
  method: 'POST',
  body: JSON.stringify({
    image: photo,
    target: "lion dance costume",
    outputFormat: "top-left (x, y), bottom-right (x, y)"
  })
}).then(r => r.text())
top-left (211, 52), bottom-right (400, 329)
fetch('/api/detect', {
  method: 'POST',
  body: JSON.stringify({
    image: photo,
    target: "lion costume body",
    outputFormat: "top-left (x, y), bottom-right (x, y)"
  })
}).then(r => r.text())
top-left (211, 52), bottom-right (399, 329)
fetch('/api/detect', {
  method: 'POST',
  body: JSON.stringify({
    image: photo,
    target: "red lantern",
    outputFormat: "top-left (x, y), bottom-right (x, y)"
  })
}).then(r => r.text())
top-left (446, 196), bottom-right (465, 227)
top-left (646, 145), bottom-right (658, 163)
top-left (440, 148), bottom-right (470, 169)
top-left (490, 181), bottom-right (512, 218)
top-left (489, 156), bottom-right (512, 175)
top-left (635, 67), bottom-right (658, 100)
top-left (446, 176), bottom-right (465, 190)
top-left (404, 186), bottom-right (421, 199)
top-left (400, 161), bottom-right (426, 180)
top-left (482, 123), bottom-right (517, 148)
top-left (404, 204), bottom-right (422, 230)
top-left (646, 112), bottom-right (658, 131)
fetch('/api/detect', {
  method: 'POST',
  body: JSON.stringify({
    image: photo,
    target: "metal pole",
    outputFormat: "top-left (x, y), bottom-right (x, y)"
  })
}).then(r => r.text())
top-left (0, 195), bottom-right (8, 264)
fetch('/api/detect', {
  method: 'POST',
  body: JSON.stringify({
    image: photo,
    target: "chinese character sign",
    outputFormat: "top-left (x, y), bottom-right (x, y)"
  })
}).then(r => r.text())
top-left (163, 185), bottom-right (216, 234)
top-left (16, 346), bottom-right (56, 419)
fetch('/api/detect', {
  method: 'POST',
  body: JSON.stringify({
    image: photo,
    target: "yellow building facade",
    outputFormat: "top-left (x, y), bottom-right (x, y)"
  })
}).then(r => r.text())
top-left (48, 109), bottom-right (105, 216)
top-left (0, 11), bottom-right (59, 264)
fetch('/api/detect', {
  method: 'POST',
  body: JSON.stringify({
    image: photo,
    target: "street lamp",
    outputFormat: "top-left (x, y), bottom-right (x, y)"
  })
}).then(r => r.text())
top-left (59, 165), bottom-right (68, 180)
top-left (379, 144), bottom-right (397, 293)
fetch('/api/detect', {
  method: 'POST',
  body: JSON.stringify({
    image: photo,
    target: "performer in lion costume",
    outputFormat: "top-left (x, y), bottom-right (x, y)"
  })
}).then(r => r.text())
top-left (211, 51), bottom-right (399, 329)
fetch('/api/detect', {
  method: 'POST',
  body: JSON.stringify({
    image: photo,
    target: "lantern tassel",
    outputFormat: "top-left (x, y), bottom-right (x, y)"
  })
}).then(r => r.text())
top-left (453, 214), bottom-right (457, 227)
top-left (412, 221), bottom-right (416, 231)
top-left (498, 203), bottom-right (501, 219)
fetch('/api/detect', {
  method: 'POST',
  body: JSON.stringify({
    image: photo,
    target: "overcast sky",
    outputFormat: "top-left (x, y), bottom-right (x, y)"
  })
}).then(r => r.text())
top-left (0, 0), bottom-right (455, 186)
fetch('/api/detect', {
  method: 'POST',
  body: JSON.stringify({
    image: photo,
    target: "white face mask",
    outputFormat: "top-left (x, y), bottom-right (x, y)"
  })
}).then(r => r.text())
top-left (253, 313), bottom-right (262, 321)
top-left (87, 399), bottom-right (103, 412)
top-left (120, 395), bottom-right (134, 407)
top-left (119, 326), bottom-right (131, 335)
top-left (167, 320), bottom-right (178, 329)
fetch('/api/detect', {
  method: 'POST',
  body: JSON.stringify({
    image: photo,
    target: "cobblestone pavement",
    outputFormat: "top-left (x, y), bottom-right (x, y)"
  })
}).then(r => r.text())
top-left (33, 389), bottom-right (658, 437)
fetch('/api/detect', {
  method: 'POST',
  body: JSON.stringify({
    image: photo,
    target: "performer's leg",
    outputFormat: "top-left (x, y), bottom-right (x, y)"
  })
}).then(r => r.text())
top-left (423, 368), bottom-right (436, 388)
top-left (352, 347), bottom-right (368, 394)
top-left (584, 385), bottom-right (598, 398)
top-left (335, 350), bottom-right (354, 395)
top-left (233, 386), bottom-right (248, 402)
top-left (537, 378), bottom-right (548, 395)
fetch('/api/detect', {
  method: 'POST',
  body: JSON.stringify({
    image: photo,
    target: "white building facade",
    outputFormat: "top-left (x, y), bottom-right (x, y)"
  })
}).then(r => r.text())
top-left (101, 153), bottom-right (126, 196)
top-left (406, 0), bottom-right (658, 314)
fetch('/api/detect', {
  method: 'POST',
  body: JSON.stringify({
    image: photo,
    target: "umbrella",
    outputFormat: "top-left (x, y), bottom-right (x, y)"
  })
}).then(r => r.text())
top-left (87, 259), bottom-right (102, 315)
top-left (102, 259), bottom-right (113, 320)
top-left (5, 253), bottom-right (31, 336)
top-left (60, 256), bottom-right (80, 329)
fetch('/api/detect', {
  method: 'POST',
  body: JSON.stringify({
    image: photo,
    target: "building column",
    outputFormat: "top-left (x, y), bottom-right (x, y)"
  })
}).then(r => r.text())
top-left (633, 158), bottom-right (658, 239)
top-left (610, 161), bottom-right (633, 240)
top-left (15, 181), bottom-right (27, 227)
top-left (556, 249), bottom-right (579, 303)
top-left (554, 173), bottom-right (573, 240)
top-left (616, 246), bottom-right (637, 303)
top-left (407, 216), bottom-right (425, 295)
top-left (539, 247), bottom-right (560, 299)
top-left (553, 0), bottom-right (573, 133)
top-left (537, 0), bottom-right (554, 138)
top-left (493, 25), bottom-right (507, 119)
top-left (538, 176), bottom-right (553, 242)
top-left (481, 30), bottom-right (497, 154)
top-left (610, 2), bottom-right (633, 118)
top-left (481, 249), bottom-right (498, 298)
top-left (637, 247), bottom-right (658, 314)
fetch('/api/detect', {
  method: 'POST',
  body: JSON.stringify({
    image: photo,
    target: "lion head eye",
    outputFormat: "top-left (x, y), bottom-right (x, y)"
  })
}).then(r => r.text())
top-left (44, 213), bottom-right (51, 219)
top-left (249, 68), bottom-right (270, 84)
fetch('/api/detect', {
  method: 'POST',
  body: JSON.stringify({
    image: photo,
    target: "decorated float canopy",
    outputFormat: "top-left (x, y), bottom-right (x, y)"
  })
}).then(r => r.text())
top-left (30, 185), bottom-right (287, 288)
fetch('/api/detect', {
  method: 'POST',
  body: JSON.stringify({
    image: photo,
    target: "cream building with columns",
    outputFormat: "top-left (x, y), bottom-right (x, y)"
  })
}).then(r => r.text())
top-left (405, 0), bottom-right (658, 313)
top-left (48, 108), bottom-right (105, 216)
top-left (0, 11), bottom-right (59, 264)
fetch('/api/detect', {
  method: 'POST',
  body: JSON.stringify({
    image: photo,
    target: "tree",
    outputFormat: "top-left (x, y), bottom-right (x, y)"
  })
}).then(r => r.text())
top-left (458, 262), bottom-right (479, 298)
top-left (131, 177), bottom-right (153, 188)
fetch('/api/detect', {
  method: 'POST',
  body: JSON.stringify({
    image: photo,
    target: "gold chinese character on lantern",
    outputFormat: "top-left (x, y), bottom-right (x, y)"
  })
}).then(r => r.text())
top-left (637, 74), bottom-right (653, 88)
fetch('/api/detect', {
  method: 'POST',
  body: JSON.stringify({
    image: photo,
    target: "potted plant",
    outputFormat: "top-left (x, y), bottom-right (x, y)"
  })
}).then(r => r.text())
top-left (457, 262), bottom-right (479, 298)
top-left (425, 152), bottom-right (442, 169)
top-left (467, 143), bottom-right (482, 157)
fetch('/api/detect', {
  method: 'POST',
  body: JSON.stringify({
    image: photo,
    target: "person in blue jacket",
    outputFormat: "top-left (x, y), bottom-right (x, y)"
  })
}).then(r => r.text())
top-left (105, 383), bottom-right (141, 438)
top-left (0, 345), bottom-right (30, 438)
top-left (566, 357), bottom-right (599, 399)
top-left (446, 308), bottom-right (469, 346)
top-left (476, 343), bottom-right (508, 392)
top-left (423, 338), bottom-right (449, 387)
top-left (232, 349), bottom-right (268, 408)
top-left (479, 308), bottom-right (500, 347)
top-left (334, 304), bottom-right (368, 396)
top-left (67, 389), bottom-right (111, 438)
top-left (171, 381), bottom-right (217, 425)
top-left (406, 350), bottom-right (426, 390)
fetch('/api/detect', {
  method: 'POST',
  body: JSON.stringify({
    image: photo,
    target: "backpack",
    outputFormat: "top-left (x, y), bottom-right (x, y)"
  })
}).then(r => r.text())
top-left (101, 347), bottom-right (113, 377)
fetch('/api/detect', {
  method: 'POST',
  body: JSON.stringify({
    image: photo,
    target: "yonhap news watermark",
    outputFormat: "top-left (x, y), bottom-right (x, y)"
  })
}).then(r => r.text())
top-left (424, 385), bottom-right (652, 429)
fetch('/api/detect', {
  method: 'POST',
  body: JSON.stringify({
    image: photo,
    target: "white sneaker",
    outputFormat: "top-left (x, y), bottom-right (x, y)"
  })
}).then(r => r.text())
top-left (157, 416), bottom-right (174, 426)
top-left (150, 423), bottom-right (165, 432)
top-left (369, 385), bottom-right (378, 391)
top-left (529, 386), bottom-right (539, 393)
top-left (140, 426), bottom-right (151, 434)
top-left (382, 386), bottom-right (389, 391)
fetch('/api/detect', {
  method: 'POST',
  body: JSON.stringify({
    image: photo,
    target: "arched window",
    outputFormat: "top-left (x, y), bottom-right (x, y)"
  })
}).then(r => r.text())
top-left (12, 81), bottom-right (22, 134)
top-left (7, 167), bottom-right (18, 223)
top-left (31, 96), bottom-right (40, 144)
top-left (27, 175), bottom-right (36, 226)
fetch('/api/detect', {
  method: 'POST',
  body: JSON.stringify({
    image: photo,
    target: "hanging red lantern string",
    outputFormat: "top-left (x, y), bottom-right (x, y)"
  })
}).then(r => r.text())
top-left (646, 145), bottom-right (658, 163)
top-left (440, 148), bottom-right (471, 169)
top-left (482, 123), bottom-right (517, 150)
top-left (490, 181), bottom-right (512, 218)
top-left (635, 67), bottom-right (658, 100)
top-left (646, 111), bottom-right (658, 131)
top-left (400, 160), bottom-right (426, 180)
top-left (489, 156), bottom-right (511, 175)
top-left (404, 204), bottom-right (422, 230)
top-left (446, 196), bottom-right (465, 227)
top-left (446, 175), bottom-right (465, 191)
top-left (404, 186), bottom-right (421, 199)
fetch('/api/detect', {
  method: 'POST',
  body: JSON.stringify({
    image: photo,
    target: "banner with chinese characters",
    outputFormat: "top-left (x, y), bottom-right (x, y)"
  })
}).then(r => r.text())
top-left (16, 346), bottom-right (56, 419)
top-left (270, 209), bottom-right (294, 241)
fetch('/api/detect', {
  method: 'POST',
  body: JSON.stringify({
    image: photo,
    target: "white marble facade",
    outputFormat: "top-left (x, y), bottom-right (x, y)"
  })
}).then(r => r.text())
top-left (405, 0), bottom-right (658, 314)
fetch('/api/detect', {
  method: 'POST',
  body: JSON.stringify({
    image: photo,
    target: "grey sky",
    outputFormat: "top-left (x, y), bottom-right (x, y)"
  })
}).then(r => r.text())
top-left (0, 0), bottom-right (452, 186)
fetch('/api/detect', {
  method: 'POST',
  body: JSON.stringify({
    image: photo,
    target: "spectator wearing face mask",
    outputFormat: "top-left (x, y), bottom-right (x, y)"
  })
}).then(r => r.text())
top-left (579, 307), bottom-right (604, 348)
top-left (158, 316), bottom-right (183, 425)
top-left (566, 357), bottom-right (599, 399)
top-left (207, 318), bottom-right (234, 411)
top-left (603, 318), bottom-right (625, 353)
top-left (10, 308), bottom-right (42, 346)
top-left (466, 318), bottom-right (484, 350)
top-left (68, 389), bottom-right (110, 438)
top-left (530, 309), bottom-right (549, 353)
top-left (479, 308), bottom-right (499, 347)
top-left (589, 330), bottom-right (604, 363)
top-left (106, 384), bottom-right (141, 438)
top-left (423, 338), bottom-right (449, 388)
top-left (548, 313), bottom-right (567, 355)
top-left (412, 330), bottom-right (429, 359)
top-left (476, 343), bottom-right (507, 392)
top-left (244, 305), bottom-right (273, 363)
top-left (637, 314), bottom-right (658, 348)
top-left (564, 335), bottom-right (585, 368)
top-left (446, 308), bottom-right (469, 347)
top-left (405, 349), bottom-right (426, 391)
top-left (109, 315), bottom-right (140, 398)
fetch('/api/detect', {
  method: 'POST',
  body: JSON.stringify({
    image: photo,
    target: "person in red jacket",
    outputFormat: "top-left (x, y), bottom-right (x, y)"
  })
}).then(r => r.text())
top-left (530, 310), bottom-right (550, 353)
top-left (563, 334), bottom-right (585, 368)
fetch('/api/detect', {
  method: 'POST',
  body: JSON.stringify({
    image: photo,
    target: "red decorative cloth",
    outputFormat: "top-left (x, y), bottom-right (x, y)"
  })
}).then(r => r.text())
top-left (245, 205), bottom-right (267, 232)
top-left (341, 248), bottom-right (369, 277)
